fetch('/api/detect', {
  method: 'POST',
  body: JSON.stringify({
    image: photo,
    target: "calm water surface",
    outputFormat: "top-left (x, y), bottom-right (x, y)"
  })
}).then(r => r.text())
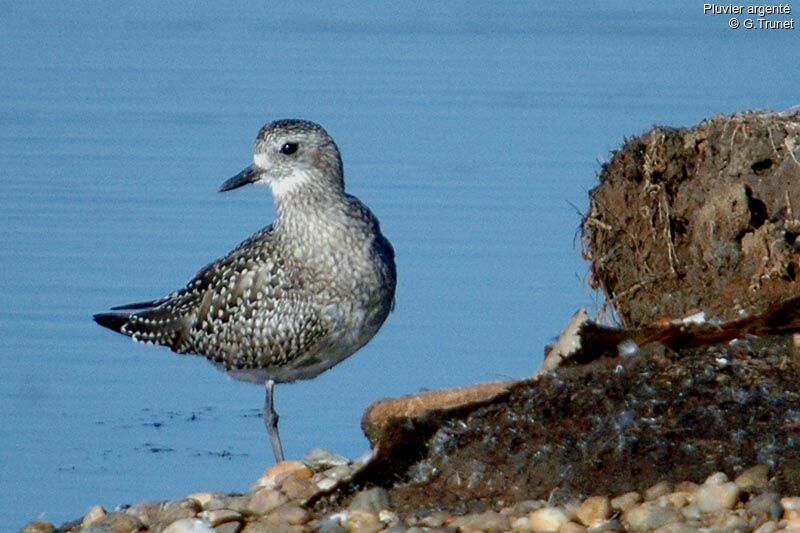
top-left (2, 1), bottom-right (797, 527)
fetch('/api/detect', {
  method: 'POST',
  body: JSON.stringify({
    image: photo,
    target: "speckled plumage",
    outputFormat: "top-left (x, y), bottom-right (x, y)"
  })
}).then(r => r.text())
top-left (94, 119), bottom-right (396, 461)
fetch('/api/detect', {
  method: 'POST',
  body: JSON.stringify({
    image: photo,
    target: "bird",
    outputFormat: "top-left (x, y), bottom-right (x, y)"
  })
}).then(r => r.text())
top-left (94, 119), bottom-right (397, 463)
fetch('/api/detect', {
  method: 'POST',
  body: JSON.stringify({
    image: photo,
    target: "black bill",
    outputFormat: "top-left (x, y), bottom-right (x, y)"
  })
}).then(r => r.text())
top-left (219, 165), bottom-right (262, 192)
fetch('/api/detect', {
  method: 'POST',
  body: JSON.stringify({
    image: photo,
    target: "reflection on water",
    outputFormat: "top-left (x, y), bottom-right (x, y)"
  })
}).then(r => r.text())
top-left (2, 1), bottom-right (797, 527)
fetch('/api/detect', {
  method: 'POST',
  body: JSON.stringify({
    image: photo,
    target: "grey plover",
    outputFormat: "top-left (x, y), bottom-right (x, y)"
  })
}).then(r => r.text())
top-left (94, 119), bottom-right (397, 462)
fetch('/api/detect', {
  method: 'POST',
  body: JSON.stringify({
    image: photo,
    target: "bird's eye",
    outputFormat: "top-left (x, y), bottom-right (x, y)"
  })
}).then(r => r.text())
top-left (280, 142), bottom-right (299, 155)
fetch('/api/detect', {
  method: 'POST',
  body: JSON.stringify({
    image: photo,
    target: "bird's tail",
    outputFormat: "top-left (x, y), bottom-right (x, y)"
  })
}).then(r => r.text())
top-left (93, 303), bottom-right (191, 350)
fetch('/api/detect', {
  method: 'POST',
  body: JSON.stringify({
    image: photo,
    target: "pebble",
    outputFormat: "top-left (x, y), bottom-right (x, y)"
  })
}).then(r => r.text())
top-left (280, 472), bottom-right (321, 501)
top-left (735, 464), bottom-right (769, 491)
top-left (80, 505), bottom-right (107, 527)
top-left (319, 464), bottom-right (354, 483)
top-left (754, 521), bottom-right (779, 533)
top-left (267, 502), bottom-right (310, 526)
top-left (660, 491), bottom-right (692, 509)
top-left (252, 461), bottom-right (313, 491)
top-left (650, 523), bottom-right (698, 533)
top-left (694, 480), bottom-right (740, 513)
top-left (449, 509), bottom-right (510, 531)
top-left (125, 500), bottom-right (161, 527)
top-left (644, 481), bottom-right (674, 500)
top-left (782, 496), bottom-right (800, 518)
top-left (679, 504), bottom-right (702, 521)
top-left (611, 491), bottom-right (642, 512)
top-left (303, 447), bottom-right (350, 470)
top-left (623, 502), bottom-right (681, 531)
top-left (527, 506), bottom-right (570, 531)
top-left (162, 518), bottom-right (215, 533)
top-left (247, 488), bottom-right (288, 515)
top-left (186, 492), bottom-right (226, 509)
top-left (378, 509), bottom-right (399, 525)
top-left (21, 459), bottom-right (800, 533)
top-left (587, 518), bottom-right (624, 532)
top-left (341, 509), bottom-right (383, 533)
top-left (18, 522), bottom-right (54, 533)
top-left (704, 471), bottom-right (729, 484)
top-left (501, 499), bottom-right (545, 517)
top-left (348, 487), bottom-right (390, 514)
top-left (576, 496), bottom-right (611, 526)
top-left (560, 521), bottom-right (588, 533)
top-left (674, 481), bottom-right (699, 493)
top-left (316, 477), bottom-right (339, 491)
top-left (748, 492), bottom-right (783, 520)
top-left (158, 498), bottom-right (202, 525)
top-left (198, 508), bottom-right (242, 527)
top-left (416, 510), bottom-right (451, 527)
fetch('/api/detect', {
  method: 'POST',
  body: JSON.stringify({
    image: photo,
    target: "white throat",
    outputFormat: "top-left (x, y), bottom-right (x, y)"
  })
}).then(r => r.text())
top-left (253, 153), bottom-right (312, 198)
top-left (269, 169), bottom-right (312, 197)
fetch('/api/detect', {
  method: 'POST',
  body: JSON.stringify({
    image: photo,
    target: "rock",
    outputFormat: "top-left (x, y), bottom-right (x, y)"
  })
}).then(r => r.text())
top-left (162, 517), bottom-right (215, 533)
top-left (212, 495), bottom-right (250, 513)
top-left (321, 464), bottom-right (356, 482)
top-left (348, 487), bottom-right (390, 514)
top-left (80, 512), bottom-right (145, 533)
top-left (449, 510), bottom-right (510, 532)
top-left (511, 516), bottom-right (533, 531)
top-left (157, 498), bottom-right (202, 524)
top-left (576, 496), bottom-right (611, 527)
top-left (644, 481), bottom-right (673, 501)
top-left (280, 472), bottom-right (321, 501)
top-left (266, 503), bottom-right (310, 526)
top-left (650, 523), bottom-right (698, 533)
top-left (125, 501), bottom-right (162, 527)
top-left (253, 461), bottom-right (313, 491)
top-left (622, 502), bottom-right (681, 531)
top-left (754, 521), bottom-right (779, 533)
top-left (341, 509), bottom-right (383, 533)
top-left (611, 492), bottom-right (642, 512)
top-left (527, 506), bottom-right (570, 532)
top-left (246, 488), bottom-right (288, 515)
top-left (587, 519), bottom-right (624, 532)
top-left (378, 509), bottom-right (399, 527)
top-left (18, 521), bottom-right (55, 533)
top-left (303, 448), bottom-right (350, 470)
top-left (781, 496), bottom-right (800, 518)
top-left (316, 477), bottom-right (338, 491)
top-left (748, 492), bottom-right (783, 520)
top-left (710, 513), bottom-right (750, 531)
top-left (501, 499), bottom-right (546, 518)
top-left (81, 505), bottom-right (107, 527)
top-left (704, 472), bottom-right (729, 484)
top-left (241, 518), bottom-right (306, 533)
top-left (559, 522), bottom-right (587, 533)
top-left (673, 481), bottom-right (699, 493)
top-left (735, 465), bottom-right (769, 491)
top-left (215, 522), bottom-right (243, 533)
top-left (679, 504), bottom-right (701, 522)
top-left (199, 508), bottom-right (242, 527)
top-left (695, 481), bottom-right (740, 513)
top-left (416, 510), bottom-right (451, 527)
top-left (315, 514), bottom-right (348, 533)
top-left (186, 492), bottom-right (220, 509)
top-left (661, 491), bottom-right (692, 510)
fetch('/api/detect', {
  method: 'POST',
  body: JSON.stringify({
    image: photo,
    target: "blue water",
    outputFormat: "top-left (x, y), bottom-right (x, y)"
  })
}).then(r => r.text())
top-left (2, 1), bottom-right (797, 527)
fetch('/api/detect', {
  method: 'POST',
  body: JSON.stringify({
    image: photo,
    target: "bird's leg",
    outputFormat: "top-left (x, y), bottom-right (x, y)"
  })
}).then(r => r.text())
top-left (263, 379), bottom-right (285, 463)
